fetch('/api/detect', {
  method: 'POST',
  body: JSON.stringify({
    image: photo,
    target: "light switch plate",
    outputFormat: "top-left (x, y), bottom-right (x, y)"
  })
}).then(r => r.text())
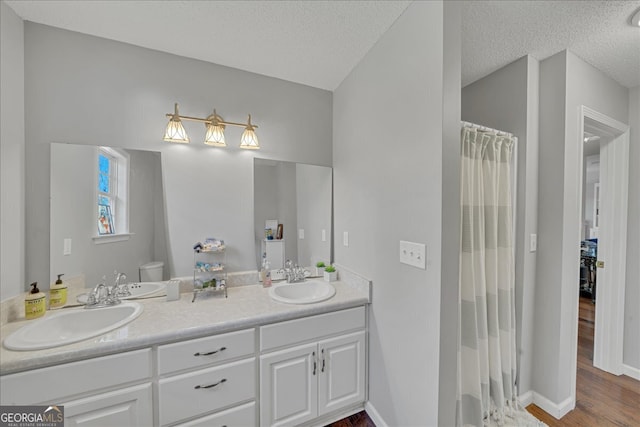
top-left (298, 229), bottom-right (305, 239)
top-left (322, 229), bottom-right (326, 242)
top-left (400, 240), bottom-right (426, 269)
top-left (343, 231), bottom-right (349, 247)
top-left (530, 234), bottom-right (537, 252)
top-left (63, 238), bottom-right (72, 256)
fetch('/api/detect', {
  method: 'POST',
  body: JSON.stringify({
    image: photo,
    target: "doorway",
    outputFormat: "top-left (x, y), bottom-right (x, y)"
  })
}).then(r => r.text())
top-left (571, 106), bottom-right (630, 405)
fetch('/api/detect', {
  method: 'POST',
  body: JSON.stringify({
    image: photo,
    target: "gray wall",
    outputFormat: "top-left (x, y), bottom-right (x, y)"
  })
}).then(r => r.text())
top-left (461, 55), bottom-right (540, 396)
top-left (0, 1), bottom-right (25, 301)
top-left (19, 22), bottom-right (332, 295)
top-left (624, 86), bottom-right (640, 371)
top-left (296, 164), bottom-right (332, 268)
top-left (333, 2), bottom-right (456, 424)
top-left (536, 50), bottom-right (630, 403)
top-left (50, 144), bottom-right (166, 287)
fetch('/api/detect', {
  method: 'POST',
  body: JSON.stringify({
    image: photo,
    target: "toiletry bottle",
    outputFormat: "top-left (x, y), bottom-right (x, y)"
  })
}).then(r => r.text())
top-left (264, 261), bottom-right (272, 288)
top-left (25, 282), bottom-right (46, 320)
top-left (260, 252), bottom-right (267, 283)
top-left (49, 273), bottom-right (67, 309)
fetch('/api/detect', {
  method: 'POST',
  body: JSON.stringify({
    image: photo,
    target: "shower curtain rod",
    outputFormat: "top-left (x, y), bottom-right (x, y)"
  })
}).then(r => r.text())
top-left (461, 121), bottom-right (514, 138)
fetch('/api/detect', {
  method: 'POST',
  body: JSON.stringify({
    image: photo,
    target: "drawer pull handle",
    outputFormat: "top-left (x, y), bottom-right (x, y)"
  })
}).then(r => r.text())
top-left (312, 351), bottom-right (316, 376)
top-left (194, 378), bottom-right (227, 389)
top-left (321, 349), bottom-right (325, 373)
top-left (194, 346), bottom-right (227, 356)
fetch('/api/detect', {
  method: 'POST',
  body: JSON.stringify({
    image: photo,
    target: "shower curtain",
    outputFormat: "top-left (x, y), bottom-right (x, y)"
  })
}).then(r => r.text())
top-left (456, 127), bottom-right (541, 427)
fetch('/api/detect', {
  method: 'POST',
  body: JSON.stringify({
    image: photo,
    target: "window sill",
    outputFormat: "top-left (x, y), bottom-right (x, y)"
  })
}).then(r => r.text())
top-left (92, 233), bottom-right (134, 244)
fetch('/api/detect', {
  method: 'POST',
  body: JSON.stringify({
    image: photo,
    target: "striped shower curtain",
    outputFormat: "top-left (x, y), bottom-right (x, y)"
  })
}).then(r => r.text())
top-left (456, 127), bottom-right (540, 426)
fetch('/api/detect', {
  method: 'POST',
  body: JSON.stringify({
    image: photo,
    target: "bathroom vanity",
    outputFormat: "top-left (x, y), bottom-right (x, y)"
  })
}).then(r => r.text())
top-left (0, 279), bottom-right (369, 427)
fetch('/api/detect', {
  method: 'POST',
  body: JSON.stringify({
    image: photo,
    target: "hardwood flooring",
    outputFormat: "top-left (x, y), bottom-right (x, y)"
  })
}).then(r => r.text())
top-left (325, 411), bottom-right (375, 427)
top-left (526, 297), bottom-right (640, 426)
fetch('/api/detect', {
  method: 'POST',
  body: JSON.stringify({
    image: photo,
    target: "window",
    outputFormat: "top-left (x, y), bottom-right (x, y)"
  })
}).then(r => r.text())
top-left (96, 147), bottom-right (129, 237)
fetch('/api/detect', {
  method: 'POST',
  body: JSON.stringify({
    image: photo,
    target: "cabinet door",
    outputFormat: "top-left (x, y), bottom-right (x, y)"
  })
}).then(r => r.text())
top-left (63, 383), bottom-right (152, 427)
top-left (260, 342), bottom-right (317, 427)
top-left (318, 331), bottom-right (366, 416)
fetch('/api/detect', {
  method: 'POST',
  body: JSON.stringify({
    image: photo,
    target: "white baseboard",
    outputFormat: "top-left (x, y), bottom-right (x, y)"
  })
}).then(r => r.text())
top-left (622, 363), bottom-right (640, 381)
top-left (532, 392), bottom-right (573, 419)
top-left (518, 390), bottom-right (534, 407)
top-left (365, 401), bottom-right (388, 427)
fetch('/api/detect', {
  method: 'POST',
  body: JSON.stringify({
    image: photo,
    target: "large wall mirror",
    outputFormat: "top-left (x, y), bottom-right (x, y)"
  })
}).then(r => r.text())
top-left (50, 143), bottom-right (169, 288)
top-left (253, 159), bottom-right (332, 271)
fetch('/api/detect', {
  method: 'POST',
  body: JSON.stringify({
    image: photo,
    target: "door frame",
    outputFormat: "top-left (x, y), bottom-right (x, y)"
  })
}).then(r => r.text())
top-left (571, 106), bottom-right (629, 400)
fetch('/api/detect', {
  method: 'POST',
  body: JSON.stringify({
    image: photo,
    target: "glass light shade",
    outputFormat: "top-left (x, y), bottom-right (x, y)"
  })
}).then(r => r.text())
top-left (163, 118), bottom-right (189, 143)
top-left (239, 128), bottom-right (259, 149)
top-left (204, 123), bottom-right (226, 147)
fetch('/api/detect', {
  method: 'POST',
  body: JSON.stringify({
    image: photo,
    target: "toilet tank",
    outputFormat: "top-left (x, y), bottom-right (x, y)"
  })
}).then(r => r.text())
top-left (139, 261), bottom-right (164, 282)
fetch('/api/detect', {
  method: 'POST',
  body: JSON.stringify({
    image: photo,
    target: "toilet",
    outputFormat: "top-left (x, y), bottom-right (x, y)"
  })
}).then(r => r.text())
top-left (139, 261), bottom-right (164, 282)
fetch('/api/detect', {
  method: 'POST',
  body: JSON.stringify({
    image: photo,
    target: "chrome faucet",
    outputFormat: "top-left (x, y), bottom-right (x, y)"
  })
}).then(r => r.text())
top-left (84, 272), bottom-right (128, 308)
top-left (282, 260), bottom-right (309, 283)
top-left (113, 272), bottom-right (131, 298)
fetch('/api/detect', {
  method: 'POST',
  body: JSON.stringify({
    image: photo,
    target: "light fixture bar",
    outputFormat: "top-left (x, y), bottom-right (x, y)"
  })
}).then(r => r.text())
top-left (164, 113), bottom-right (259, 129)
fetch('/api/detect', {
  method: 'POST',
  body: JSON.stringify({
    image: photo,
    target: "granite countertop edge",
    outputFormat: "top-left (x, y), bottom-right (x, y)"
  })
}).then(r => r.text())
top-left (0, 281), bottom-right (369, 375)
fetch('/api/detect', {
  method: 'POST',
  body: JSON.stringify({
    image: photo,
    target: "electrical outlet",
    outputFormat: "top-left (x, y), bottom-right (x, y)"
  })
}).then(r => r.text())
top-left (63, 238), bottom-right (72, 256)
top-left (530, 234), bottom-right (537, 252)
top-left (399, 240), bottom-right (426, 269)
top-left (270, 269), bottom-right (286, 281)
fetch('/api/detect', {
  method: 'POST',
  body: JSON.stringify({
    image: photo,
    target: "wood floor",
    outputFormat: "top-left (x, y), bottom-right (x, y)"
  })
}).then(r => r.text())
top-left (325, 411), bottom-right (375, 427)
top-left (526, 297), bottom-right (640, 426)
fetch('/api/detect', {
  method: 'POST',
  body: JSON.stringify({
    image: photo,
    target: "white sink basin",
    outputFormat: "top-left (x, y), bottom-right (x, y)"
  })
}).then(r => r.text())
top-left (269, 281), bottom-right (336, 304)
top-left (77, 281), bottom-right (166, 304)
top-left (3, 302), bottom-right (143, 351)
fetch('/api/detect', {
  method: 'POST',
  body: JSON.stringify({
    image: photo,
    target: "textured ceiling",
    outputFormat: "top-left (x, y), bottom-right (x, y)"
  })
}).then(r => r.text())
top-left (461, 1), bottom-right (640, 88)
top-left (5, 0), bottom-right (640, 90)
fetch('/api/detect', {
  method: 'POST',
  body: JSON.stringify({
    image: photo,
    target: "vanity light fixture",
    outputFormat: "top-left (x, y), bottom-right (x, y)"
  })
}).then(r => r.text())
top-left (163, 103), bottom-right (190, 143)
top-left (164, 103), bottom-right (260, 150)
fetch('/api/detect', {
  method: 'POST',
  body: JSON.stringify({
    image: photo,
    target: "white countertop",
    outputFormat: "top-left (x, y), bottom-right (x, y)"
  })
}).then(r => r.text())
top-left (0, 280), bottom-right (369, 375)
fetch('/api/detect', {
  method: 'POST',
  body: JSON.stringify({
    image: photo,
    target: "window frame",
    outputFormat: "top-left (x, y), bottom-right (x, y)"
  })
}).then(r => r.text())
top-left (93, 146), bottom-right (131, 243)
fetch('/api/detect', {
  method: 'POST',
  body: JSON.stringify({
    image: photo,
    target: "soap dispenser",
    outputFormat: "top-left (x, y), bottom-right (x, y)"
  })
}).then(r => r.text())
top-left (25, 282), bottom-right (46, 320)
top-left (49, 273), bottom-right (67, 309)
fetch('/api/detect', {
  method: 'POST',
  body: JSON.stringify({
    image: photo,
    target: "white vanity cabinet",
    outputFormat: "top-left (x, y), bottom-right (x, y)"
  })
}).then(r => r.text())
top-left (0, 349), bottom-right (153, 426)
top-left (259, 307), bottom-right (366, 427)
top-left (157, 328), bottom-right (257, 426)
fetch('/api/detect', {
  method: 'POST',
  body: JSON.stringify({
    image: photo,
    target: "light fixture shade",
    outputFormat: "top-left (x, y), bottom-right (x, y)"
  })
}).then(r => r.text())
top-left (204, 111), bottom-right (227, 147)
top-left (204, 124), bottom-right (226, 146)
top-left (239, 114), bottom-right (260, 150)
top-left (164, 103), bottom-right (189, 143)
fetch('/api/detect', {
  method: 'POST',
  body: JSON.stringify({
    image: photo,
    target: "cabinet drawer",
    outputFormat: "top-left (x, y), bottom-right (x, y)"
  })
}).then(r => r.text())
top-left (158, 358), bottom-right (255, 426)
top-left (0, 349), bottom-right (151, 405)
top-left (260, 307), bottom-right (365, 352)
top-left (176, 401), bottom-right (256, 427)
top-left (158, 329), bottom-right (255, 375)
